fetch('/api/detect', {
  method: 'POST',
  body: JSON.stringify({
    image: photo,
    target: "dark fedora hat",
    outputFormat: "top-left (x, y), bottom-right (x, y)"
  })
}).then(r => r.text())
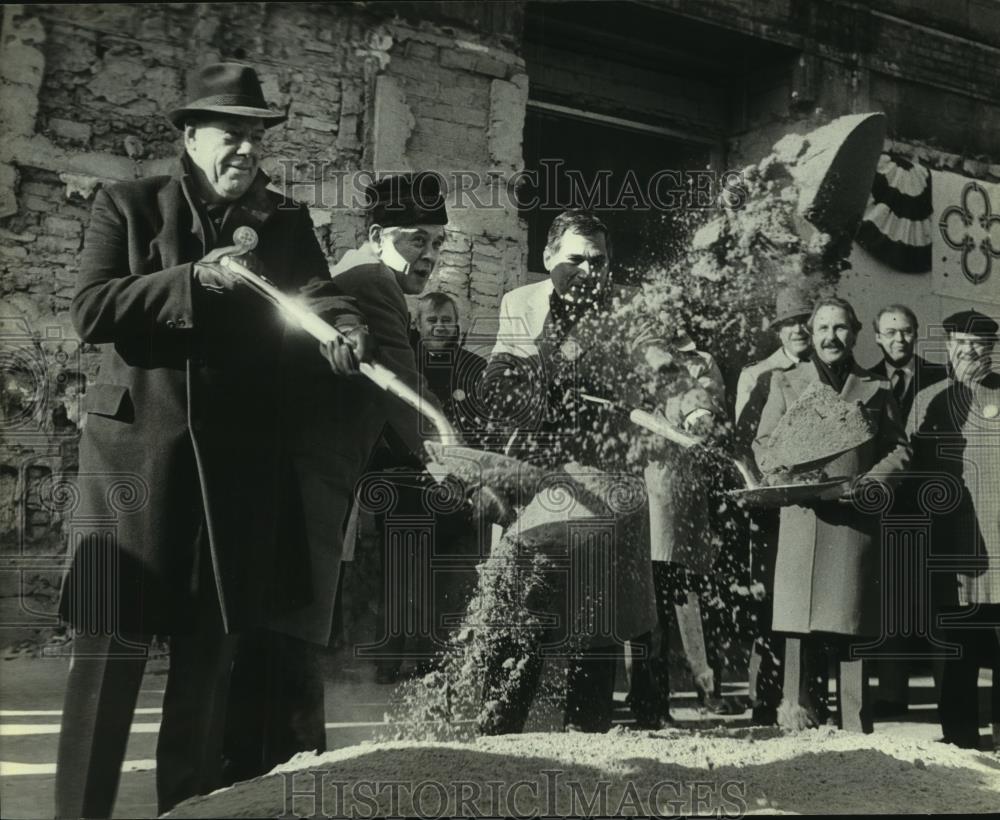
top-left (168, 63), bottom-right (286, 129)
top-left (768, 285), bottom-right (813, 329)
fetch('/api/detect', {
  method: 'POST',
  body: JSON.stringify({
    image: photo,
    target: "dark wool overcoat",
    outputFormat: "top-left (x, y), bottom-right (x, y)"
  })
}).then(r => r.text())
top-left (60, 161), bottom-right (356, 636)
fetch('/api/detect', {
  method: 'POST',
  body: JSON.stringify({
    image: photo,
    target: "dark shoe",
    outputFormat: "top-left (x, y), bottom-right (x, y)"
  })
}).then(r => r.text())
top-left (633, 713), bottom-right (677, 730)
top-left (565, 719), bottom-right (612, 733)
top-left (751, 705), bottom-right (778, 726)
top-left (872, 700), bottom-right (908, 719)
top-left (699, 694), bottom-right (740, 715)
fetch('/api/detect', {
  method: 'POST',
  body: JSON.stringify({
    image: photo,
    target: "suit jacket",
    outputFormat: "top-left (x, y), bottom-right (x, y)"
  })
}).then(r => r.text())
top-left (491, 278), bottom-right (555, 360)
top-left (485, 277), bottom-right (728, 639)
top-left (61, 161), bottom-right (353, 636)
top-left (754, 359), bottom-right (911, 636)
top-left (488, 279), bottom-right (725, 436)
top-left (868, 355), bottom-right (947, 423)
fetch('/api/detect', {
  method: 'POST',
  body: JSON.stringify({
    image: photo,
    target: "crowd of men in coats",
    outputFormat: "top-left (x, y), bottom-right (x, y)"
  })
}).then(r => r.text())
top-left (51, 63), bottom-right (999, 818)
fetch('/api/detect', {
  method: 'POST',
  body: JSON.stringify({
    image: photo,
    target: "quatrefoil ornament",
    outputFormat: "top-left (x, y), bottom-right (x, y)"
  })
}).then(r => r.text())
top-left (939, 181), bottom-right (1000, 285)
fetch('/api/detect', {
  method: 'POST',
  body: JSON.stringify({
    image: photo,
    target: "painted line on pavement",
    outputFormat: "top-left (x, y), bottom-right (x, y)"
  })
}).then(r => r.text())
top-left (0, 759), bottom-right (156, 776)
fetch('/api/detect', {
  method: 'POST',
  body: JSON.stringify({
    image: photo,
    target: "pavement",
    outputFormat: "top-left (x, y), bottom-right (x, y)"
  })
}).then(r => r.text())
top-left (0, 649), bottom-right (994, 819)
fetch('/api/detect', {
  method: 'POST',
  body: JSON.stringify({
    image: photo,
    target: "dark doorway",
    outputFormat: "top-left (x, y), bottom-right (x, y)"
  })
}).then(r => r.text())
top-left (520, 105), bottom-right (712, 281)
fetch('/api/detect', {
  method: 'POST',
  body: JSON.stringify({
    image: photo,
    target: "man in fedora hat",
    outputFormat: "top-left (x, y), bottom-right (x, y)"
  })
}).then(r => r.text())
top-left (55, 62), bottom-right (366, 817)
top-left (734, 284), bottom-right (813, 724)
top-left (735, 285), bottom-right (813, 429)
top-left (907, 308), bottom-right (999, 748)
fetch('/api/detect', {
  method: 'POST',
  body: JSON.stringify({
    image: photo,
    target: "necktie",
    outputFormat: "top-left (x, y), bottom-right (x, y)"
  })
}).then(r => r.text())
top-left (891, 369), bottom-right (906, 403)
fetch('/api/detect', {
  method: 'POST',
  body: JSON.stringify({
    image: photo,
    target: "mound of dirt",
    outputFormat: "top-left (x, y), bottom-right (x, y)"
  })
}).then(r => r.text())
top-left (168, 725), bottom-right (1000, 817)
top-left (757, 382), bottom-right (876, 473)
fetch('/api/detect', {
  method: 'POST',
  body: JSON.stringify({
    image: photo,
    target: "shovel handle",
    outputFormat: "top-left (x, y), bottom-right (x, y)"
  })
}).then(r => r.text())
top-left (628, 408), bottom-right (759, 489)
top-left (219, 255), bottom-right (459, 443)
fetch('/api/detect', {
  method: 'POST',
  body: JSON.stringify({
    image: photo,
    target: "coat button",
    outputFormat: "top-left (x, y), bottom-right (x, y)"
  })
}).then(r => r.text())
top-left (175, 317), bottom-right (186, 327)
top-left (166, 319), bottom-right (176, 328)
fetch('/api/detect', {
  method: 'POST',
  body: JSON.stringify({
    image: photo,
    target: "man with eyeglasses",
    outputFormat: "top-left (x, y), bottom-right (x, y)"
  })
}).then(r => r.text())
top-left (908, 309), bottom-right (1000, 749)
top-left (868, 304), bottom-right (946, 424)
top-left (865, 304), bottom-right (948, 719)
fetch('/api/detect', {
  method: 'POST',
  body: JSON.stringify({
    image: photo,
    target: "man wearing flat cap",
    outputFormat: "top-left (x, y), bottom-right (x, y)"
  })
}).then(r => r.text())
top-left (54, 62), bottom-right (366, 817)
top-left (907, 308), bottom-right (1000, 748)
top-left (275, 171), bottom-right (448, 645)
top-left (220, 173), bottom-right (451, 779)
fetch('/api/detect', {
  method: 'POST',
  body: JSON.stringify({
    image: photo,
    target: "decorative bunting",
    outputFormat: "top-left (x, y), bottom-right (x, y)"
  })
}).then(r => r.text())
top-left (856, 153), bottom-right (932, 273)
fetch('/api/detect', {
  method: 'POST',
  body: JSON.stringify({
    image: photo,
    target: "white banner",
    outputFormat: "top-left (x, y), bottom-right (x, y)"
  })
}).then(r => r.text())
top-left (932, 170), bottom-right (1000, 304)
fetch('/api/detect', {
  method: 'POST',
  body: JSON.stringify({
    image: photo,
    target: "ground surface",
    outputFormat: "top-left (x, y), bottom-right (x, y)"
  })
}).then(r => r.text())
top-left (1, 649), bottom-right (996, 818)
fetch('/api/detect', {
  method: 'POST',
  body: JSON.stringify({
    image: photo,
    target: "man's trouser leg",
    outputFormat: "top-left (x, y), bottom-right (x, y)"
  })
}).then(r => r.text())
top-left (565, 647), bottom-right (617, 731)
top-left (837, 651), bottom-right (873, 734)
top-left (873, 651), bottom-right (910, 712)
top-left (55, 633), bottom-right (150, 819)
top-left (938, 622), bottom-right (983, 749)
top-left (156, 599), bottom-right (239, 815)
top-left (624, 632), bottom-right (659, 725)
top-left (625, 561), bottom-right (675, 723)
top-left (749, 636), bottom-right (784, 716)
top-left (477, 559), bottom-right (553, 736)
top-left (477, 633), bottom-right (545, 735)
top-left (221, 631), bottom-right (325, 787)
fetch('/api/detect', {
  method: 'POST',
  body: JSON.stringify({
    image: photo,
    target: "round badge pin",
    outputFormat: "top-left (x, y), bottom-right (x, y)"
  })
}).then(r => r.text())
top-left (982, 403), bottom-right (999, 419)
top-left (560, 339), bottom-right (581, 361)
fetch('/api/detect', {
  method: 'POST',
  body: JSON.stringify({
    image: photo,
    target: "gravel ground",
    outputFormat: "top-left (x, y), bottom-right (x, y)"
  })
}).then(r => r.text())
top-left (169, 724), bottom-right (1000, 817)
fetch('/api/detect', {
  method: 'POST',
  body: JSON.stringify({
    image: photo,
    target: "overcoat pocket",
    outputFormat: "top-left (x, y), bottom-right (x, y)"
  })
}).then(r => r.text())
top-left (81, 383), bottom-right (133, 421)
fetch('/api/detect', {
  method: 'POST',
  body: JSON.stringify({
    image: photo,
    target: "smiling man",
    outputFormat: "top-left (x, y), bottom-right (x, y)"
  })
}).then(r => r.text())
top-left (753, 296), bottom-right (911, 733)
top-left (733, 285), bottom-right (812, 725)
top-left (868, 304), bottom-right (946, 424)
top-left (54, 62), bottom-right (365, 818)
top-left (907, 309), bottom-right (1000, 748)
top-left (480, 210), bottom-right (726, 736)
top-left (865, 303), bottom-right (947, 719)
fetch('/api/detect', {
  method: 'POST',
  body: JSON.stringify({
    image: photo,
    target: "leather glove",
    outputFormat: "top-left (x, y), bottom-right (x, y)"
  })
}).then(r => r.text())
top-left (193, 245), bottom-right (242, 294)
top-left (336, 322), bottom-right (375, 364)
top-left (319, 324), bottom-right (374, 376)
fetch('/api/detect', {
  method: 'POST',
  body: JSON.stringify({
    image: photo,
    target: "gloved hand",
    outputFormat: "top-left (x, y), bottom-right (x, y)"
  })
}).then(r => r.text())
top-left (319, 324), bottom-right (373, 376)
top-left (193, 245), bottom-right (242, 294)
top-left (336, 322), bottom-right (375, 364)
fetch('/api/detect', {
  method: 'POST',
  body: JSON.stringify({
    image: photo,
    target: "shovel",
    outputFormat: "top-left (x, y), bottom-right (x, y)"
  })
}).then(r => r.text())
top-left (579, 393), bottom-right (759, 488)
top-left (219, 232), bottom-right (460, 444)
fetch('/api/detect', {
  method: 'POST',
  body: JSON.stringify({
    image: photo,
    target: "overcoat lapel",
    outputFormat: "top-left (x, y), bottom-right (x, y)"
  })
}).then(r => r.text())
top-left (841, 363), bottom-right (881, 405)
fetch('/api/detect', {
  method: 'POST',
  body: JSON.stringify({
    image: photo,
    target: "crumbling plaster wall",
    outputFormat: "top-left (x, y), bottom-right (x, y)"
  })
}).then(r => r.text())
top-left (0, 1), bottom-right (528, 639)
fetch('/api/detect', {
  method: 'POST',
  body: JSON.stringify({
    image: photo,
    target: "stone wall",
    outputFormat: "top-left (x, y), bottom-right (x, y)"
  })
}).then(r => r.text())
top-left (3, 0), bottom-right (1000, 648)
top-left (0, 1), bottom-right (527, 644)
